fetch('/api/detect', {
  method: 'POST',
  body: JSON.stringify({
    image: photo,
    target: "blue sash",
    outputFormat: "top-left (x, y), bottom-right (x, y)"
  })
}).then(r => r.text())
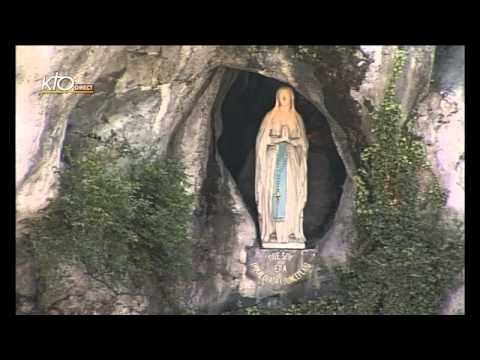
top-left (272, 141), bottom-right (288, 221)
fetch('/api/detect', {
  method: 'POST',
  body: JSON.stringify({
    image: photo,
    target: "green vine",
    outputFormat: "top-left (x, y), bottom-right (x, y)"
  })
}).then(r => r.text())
top-left (24, 134), bottom-right (195, 305)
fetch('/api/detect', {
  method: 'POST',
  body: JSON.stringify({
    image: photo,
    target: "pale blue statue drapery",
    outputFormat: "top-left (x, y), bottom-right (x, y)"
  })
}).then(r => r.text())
top-left (272, 141), bottom-right (288, 221)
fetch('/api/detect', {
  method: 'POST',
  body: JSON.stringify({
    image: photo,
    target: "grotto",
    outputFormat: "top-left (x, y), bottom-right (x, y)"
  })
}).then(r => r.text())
top-left (216, 69), bottom-right (346, 248)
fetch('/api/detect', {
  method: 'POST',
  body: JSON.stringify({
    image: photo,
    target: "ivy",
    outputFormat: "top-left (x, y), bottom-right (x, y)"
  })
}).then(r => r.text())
top-left (342, 49), bottom-right (463, 315)
top-left (25, 134), bottom-right (195, 299)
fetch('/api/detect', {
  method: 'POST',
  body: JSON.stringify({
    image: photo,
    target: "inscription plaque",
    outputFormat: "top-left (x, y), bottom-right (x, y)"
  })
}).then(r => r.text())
top-left (246, 247), bottom-right (317, 290)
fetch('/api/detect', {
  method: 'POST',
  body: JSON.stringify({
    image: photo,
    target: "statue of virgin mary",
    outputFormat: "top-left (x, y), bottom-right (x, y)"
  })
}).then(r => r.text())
top-left (255, 86), bottom-right (308, 249)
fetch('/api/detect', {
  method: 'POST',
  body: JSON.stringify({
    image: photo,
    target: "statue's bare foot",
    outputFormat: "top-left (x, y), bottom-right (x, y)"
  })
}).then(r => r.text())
top-left (269, 232), bottom-right (277, 240)
top-left (289, 233), bottom-right (296, 240)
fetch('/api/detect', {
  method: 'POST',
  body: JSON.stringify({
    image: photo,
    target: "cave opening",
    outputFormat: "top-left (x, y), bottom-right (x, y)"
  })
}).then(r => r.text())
top-left (217, 70), bottom-right (346, 248)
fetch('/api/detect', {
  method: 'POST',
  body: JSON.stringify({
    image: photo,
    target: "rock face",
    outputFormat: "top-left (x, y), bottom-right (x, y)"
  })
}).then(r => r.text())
top-left (16, 45), bottom-right (464, 314)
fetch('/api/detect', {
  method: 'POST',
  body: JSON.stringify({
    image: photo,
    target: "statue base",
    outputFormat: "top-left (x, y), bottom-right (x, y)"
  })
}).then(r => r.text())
top-left (246, 246), bottom-right (317, 298)
top-left (261, 242), bottom-right (305, 249)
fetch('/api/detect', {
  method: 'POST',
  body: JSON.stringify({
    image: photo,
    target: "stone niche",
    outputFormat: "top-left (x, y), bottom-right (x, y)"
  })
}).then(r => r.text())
top-left (217, 70), bottom-right (347, 298)
top-left (218, 70), bottom-right (347, 249)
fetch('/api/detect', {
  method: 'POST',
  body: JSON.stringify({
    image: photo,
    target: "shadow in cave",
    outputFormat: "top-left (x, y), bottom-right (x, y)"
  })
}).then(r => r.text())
top-left (217, 70), bottom-right (346, 248)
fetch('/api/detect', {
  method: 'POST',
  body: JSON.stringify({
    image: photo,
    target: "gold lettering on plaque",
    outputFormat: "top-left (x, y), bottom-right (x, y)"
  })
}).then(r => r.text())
top-left (249, 261), bottom-right (313, 286)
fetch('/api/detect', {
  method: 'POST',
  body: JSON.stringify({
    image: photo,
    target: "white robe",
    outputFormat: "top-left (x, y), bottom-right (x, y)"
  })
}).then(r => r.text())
top-left (255, 110), bottom-right (308, 247)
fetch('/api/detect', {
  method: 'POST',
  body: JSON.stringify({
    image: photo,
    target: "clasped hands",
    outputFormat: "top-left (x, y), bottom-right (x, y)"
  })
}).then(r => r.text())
top-left (269, 125), bottom-right (299, 145)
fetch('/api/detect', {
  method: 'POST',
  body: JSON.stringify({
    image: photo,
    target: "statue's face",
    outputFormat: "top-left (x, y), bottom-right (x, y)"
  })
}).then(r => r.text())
top-left (278, 90), bottom-right (291, 107)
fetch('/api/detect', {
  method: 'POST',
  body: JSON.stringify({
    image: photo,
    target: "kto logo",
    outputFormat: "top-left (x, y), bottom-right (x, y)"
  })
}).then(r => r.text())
top-left (40, 72), bottom-right (95, 94)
